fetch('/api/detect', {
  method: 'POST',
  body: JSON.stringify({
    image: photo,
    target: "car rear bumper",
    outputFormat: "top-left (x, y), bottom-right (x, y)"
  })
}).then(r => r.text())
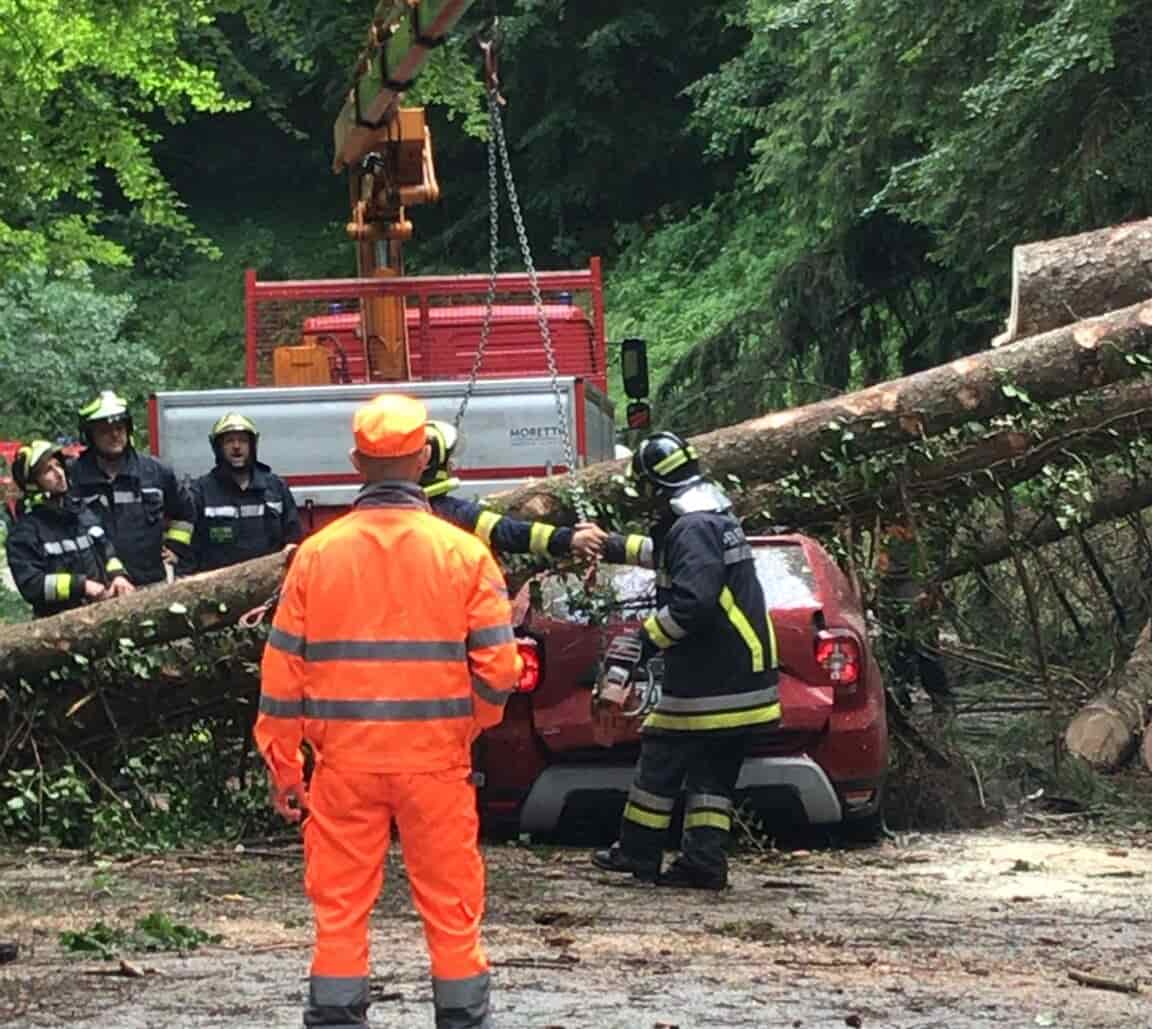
top-left (518, 754), bottom-right (847, 835)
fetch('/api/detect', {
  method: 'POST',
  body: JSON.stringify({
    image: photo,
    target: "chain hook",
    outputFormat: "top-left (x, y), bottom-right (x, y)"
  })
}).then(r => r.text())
top-left (476, 17), bottom-right (505, 104)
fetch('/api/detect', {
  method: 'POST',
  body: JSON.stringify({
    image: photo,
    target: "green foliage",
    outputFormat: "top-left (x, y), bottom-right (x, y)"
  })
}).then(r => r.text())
top-left (0, 723), bottom-right (277, 852)
top-left (60, 912), bottom-right (221, 959)
top-left (0, 267), bottom-right (161, 442)
top-left (606, 189), bottom-right (803, 429)
top-left (2, 765), bottom-right (93, 848)
top-left (631, 0), bottom-right (1152, 432)
top-left (0, 0), bottom-right (251, 270)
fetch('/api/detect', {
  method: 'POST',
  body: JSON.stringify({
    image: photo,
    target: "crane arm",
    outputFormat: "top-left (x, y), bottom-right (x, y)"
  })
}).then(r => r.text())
top-left (333, 0), bottom-right (477, 173)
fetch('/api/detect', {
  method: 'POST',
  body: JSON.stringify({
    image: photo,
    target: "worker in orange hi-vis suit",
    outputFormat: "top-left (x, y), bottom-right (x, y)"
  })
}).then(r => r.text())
top-left (254, 393), bottom-right (520, 1029)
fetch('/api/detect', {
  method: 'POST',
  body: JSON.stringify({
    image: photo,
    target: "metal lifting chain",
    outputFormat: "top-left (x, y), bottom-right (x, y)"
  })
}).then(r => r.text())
top-left (456, 34), bottom-right (590, 522)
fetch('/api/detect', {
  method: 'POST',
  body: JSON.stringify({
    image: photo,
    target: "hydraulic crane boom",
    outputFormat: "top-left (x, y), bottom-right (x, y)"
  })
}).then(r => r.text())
top-left (331, 0), bottom-right (478, 379)
top-left (334, 0), bottom-right (477, 174)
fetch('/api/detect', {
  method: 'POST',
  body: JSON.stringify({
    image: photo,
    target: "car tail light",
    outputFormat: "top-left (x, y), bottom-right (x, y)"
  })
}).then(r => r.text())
top-left (815, 629), bottom-right (861, 691)
top-left (516, 638), bottom-right (541, 693)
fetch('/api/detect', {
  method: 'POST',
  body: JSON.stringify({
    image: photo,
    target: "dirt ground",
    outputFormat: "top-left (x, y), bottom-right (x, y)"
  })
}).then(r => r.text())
top-left (1, 823), bottom-right (1149, 1029)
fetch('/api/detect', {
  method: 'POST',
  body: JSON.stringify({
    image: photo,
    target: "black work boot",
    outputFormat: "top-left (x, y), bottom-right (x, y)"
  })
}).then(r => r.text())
top-left (657, 859), bottom-right (727, 891)
top-left (590, 844), bottom-right (659, 882)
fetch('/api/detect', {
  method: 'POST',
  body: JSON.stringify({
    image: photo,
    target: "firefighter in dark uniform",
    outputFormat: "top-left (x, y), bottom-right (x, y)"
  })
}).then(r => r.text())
top-left (68, 391), bottom-right (195, 586)
top-left (590, 432), bottom-right (780, 890)
top-left (181, 413), bottom-right (302, 573)
top-left (5, 441), bottom-right (135, 617)
top-left (421, 420), bottom-right (606, 560)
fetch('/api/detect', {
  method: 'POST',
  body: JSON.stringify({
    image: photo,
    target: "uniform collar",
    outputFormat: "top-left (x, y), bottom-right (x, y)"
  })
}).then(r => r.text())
top-left (354, 481), bottom-right (430, 511)
top-left (74, 445), bottom-right (141, 482)
top-left (24, 493), bottom-right (82, 521)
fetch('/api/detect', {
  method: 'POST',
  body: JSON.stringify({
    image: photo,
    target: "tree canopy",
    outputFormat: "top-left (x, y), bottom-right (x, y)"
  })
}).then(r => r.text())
top-left (0, 0), bottom-right (1149, 430)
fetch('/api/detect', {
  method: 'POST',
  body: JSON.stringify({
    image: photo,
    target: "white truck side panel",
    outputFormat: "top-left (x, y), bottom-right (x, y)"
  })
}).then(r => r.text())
top-left (153, 378), bottom-right (614, 504)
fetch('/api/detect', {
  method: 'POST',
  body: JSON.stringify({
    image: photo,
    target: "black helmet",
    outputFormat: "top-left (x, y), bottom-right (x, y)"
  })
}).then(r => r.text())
top-left (78, 390), bottom-right (133, 446)
top-left (12, 440), bottom-right (65, 493)
top-left (629, 431), bottom-right (702, 494)
top-left (209, 412), bottom-right (259, 465)
top-left (420, 420), bottom-right (459, 489)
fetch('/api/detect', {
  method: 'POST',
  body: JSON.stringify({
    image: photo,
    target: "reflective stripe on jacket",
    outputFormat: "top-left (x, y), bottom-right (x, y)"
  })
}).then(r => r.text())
top-left (608, 512), bottom-right (779, 734)
top-left (255, 481), bottom-right (520, 787)
top-left (183, 462), bottom-right (302, 573)
top-left (68, 448), bottom-right (194, 585)
top-left (4, 498), bottom-right (121, 617)
top-left (431, 494), bottom-right (574, 558)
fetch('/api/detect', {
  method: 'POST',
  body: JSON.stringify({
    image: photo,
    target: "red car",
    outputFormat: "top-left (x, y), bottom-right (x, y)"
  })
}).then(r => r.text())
top-left (479, 535), bottom-right (889, 841)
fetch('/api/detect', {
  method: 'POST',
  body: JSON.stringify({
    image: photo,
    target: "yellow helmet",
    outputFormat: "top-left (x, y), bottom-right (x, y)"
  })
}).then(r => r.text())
top-left (78, 390), bottom-right (132, 444)
top-left (12, 440), bottom-right (64, 493)
top-left (209, 412), bottom-right (259, 463)
top-left (420, 420), bottom-right (459, 488)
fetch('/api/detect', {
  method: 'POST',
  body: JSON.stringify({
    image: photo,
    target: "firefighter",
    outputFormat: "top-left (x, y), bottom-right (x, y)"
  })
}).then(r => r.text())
top-left (422, 419), bottom-right (607, 559)
top-left (180, 413), bottom-right (301, 573)
top-left (5, 441), bottom-right (134, 617)
top-left (590, 431), bottom-right (780, 890)
top-left (68, 391), bottom-right (195, 586)
top-left (255, 393), bottom-right (519, 1029)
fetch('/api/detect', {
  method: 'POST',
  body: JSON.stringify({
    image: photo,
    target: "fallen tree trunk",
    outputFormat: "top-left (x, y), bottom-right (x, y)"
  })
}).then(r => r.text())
top-left (993, 218), bottom-right (1152, 346)
top-left (7, 261), bottom-right (1152, 688)
top-left (0, 552), bottom-right (286, 683)
top-left (757, 377), bottom-right (1152, 527)
top-left (501, 300), bottom-right (1152, 521)
top-left (1065, 621), bottom-right (1152, 769)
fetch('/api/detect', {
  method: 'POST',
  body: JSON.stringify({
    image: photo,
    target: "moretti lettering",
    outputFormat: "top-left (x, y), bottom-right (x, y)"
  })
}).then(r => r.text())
top-left (510, 425), bottom-right (565, 446)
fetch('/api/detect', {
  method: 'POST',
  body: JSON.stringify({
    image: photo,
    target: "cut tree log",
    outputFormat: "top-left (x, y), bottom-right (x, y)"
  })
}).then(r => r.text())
top-left (499, 300), bottom-right (1152, 522)
top-left (0, 551), bottom-right (286, 683)
top-left (1065, 621), bottom-right (1152, 770)
top-left (993, 218), bottom-right (1152, 346)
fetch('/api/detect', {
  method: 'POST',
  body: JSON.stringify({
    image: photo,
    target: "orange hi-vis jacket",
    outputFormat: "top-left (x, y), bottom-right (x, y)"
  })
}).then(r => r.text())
top-left (255, 482), bottom-right (520, 788)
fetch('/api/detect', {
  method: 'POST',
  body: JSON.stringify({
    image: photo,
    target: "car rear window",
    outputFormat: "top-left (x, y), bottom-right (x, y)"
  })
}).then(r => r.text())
top-left (754, 545), bottom-right (820, 608)
top-left (533, 567), bottom-right (657, 624)
top-left (533, 546), bottom-right (818, 621)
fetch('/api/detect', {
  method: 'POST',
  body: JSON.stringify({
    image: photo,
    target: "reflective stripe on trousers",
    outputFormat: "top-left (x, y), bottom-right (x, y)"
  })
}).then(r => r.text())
top-left (304, 766), bottom-right (490, 1028)
top-left (618, 734), bottom-right (747, 880)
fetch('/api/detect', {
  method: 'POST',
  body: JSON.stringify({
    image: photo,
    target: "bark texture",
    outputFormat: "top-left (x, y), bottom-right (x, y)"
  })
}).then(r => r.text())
top-left (1065, 622), bottom-right (1152, 770)
top-left (499, 300), bottom-right (1152, 522)
top-left (0, 552), bottom-right (286, 683)
top-left (994, 219), bottom-right (1152, 346)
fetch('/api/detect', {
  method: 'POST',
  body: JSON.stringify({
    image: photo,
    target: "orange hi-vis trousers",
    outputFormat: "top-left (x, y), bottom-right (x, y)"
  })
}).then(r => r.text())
top-left (304, 764), bottom-right (491, 1029)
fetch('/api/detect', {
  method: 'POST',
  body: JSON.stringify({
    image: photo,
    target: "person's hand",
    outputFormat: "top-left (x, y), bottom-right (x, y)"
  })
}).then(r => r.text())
top-left (108, 576), bottom-right (136, 598)
top-left (571, 522), bottom-right (608, 560)
top-left (270, 780), bottom-right (309, 823)
top-left (161, 546), bottom-right (178, 565)
top-left (83, 579), bottom-right (109, 601)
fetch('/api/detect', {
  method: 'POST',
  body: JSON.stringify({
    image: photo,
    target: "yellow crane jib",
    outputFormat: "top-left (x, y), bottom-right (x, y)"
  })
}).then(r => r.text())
top-left (333, 0), bottom-right (477, 174)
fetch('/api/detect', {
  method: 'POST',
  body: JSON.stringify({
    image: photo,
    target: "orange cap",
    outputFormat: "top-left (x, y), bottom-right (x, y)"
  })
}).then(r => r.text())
top-left (353, 394), bottom-right (428, 458)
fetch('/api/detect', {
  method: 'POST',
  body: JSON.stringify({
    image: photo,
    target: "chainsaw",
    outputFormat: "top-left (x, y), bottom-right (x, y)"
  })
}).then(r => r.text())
top-left (592, 634), bottom-right (661, 719)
